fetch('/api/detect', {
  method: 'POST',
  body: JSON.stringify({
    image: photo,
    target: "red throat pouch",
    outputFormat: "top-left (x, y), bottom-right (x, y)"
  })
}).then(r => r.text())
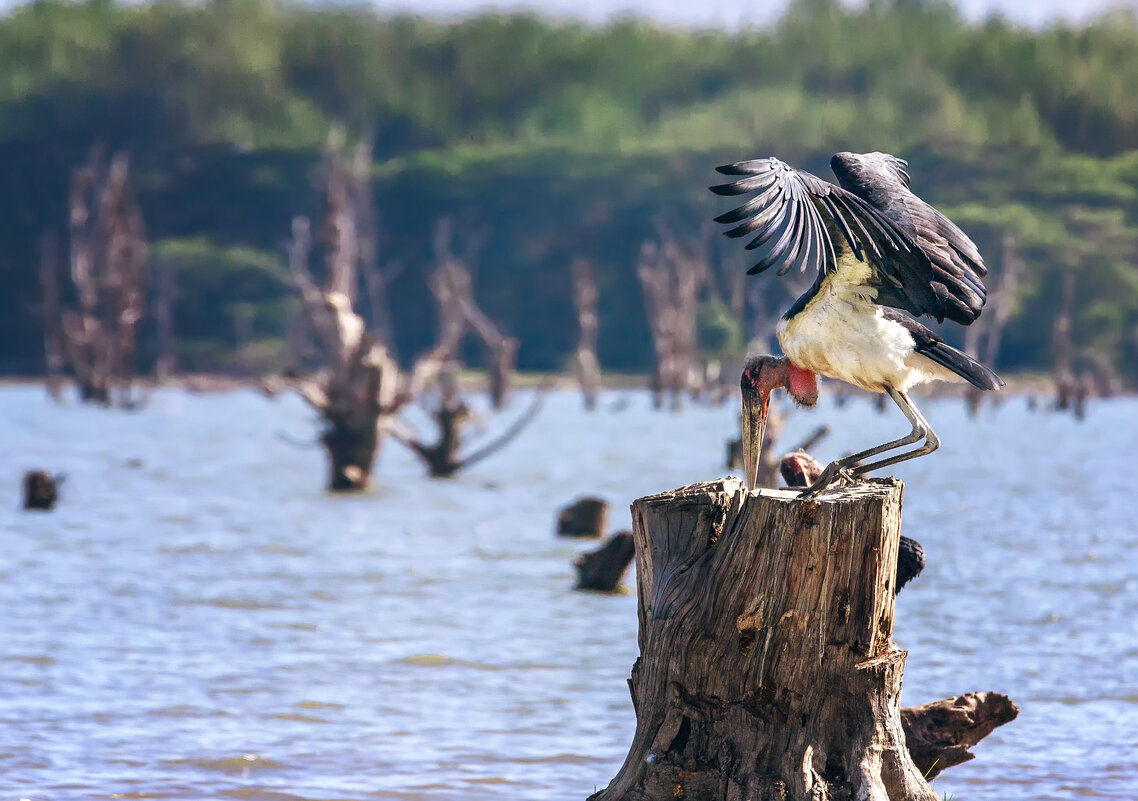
top-left (787, 363), bottom-right (818, 405)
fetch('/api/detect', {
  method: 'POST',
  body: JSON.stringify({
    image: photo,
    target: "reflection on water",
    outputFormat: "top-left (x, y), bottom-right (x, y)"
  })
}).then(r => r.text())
top-left (2, 386), bottom-right (1136, 799)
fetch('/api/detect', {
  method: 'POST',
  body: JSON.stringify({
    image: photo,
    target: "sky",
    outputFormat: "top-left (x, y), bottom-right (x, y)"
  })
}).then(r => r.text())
top-left (381, 0), bottom-right (1138, 29)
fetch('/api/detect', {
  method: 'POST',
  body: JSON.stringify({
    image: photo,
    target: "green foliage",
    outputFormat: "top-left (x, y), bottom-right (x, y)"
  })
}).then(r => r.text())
top-left (2, 0), bottom-right (1138, 378)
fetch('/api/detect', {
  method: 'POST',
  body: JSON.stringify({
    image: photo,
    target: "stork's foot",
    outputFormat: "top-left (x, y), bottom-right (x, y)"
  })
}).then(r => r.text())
top-left (798, 462), bottom-right (858, 499)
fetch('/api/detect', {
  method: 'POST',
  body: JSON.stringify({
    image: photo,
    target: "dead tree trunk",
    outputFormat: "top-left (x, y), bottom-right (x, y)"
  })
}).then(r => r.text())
top-left (287, 209), bottom-right (403, 491)
top-left (571, 258), bottom-right (602, 410)
top-left (966, 232), bottom-right (1021, 415)
top-left (38, 233), bottom-right (66, 401)
top-left (153, 261), bottom-right (176, 384)
top-left (46, 148), bottom-right (149, 407)
top-left (1053, 269), bottom-right (1076, 411)
top-left (638, 236), bottom-right (705, 411)
top-left (593, 478), bottom-right (937, 801)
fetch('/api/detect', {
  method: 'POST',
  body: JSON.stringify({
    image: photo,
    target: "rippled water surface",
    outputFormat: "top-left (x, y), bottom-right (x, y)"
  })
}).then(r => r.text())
top-left (2, 386), bottom-right (1136, 800)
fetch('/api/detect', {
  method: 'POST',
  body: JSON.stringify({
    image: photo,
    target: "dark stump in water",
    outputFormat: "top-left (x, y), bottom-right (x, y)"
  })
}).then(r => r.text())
top-left (557, 497), bottom-right (609, 538)
top-left (23, 471), bottom-right (62, 511)
top-left (574, 532), bottom-right (635, 592)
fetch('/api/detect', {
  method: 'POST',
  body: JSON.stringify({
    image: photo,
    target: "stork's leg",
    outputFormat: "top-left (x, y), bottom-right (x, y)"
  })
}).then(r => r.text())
top-left (850, 390), bottom-right (939, 475)
top-left (800, 387), bottom-right (926, 497)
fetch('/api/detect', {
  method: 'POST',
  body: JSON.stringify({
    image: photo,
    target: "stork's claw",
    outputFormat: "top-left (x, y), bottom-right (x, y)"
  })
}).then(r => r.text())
top-left (798, 462), bottom-right (857, 499)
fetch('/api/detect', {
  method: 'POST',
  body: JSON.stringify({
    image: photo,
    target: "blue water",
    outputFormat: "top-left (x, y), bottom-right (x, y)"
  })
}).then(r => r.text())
top-left (1, 386), bottom-right (1135, 799)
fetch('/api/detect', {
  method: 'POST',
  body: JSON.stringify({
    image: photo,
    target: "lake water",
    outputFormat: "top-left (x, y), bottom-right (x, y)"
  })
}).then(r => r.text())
top-left (2, 385), bottom-right (1136, 800)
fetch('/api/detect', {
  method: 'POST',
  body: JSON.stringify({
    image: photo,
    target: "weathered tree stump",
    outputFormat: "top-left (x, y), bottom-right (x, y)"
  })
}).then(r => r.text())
top-left (592, 477), bottom-right (938, 801)
top-left (23, 471), bottom-right (62, 511)
top-left (575, 531), bottom-right (636, 592)
top-left (557, 497), bottom-right (609, 538)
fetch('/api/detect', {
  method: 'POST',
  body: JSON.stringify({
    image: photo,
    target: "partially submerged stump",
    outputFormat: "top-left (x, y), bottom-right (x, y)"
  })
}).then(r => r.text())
top-left (23, 471), bottom-right (62, 511)
top-left (575, 531), bottom-right (635, 593)
top-left (557, 497), bottom-right (609, 538)
top-left (593, 478), bottom-right (937, 801)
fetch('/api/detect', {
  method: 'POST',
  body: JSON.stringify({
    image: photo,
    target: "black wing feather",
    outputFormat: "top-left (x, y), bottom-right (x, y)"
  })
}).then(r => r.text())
top-left (710, 157), bottom-right (909, 282)
top-left (712, 153), bottom-right (991, 326)
top-left (830, 151), bottom-right (989, 324)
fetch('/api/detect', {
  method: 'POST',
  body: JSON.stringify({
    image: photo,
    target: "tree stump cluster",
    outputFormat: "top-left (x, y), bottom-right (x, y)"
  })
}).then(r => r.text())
top-left (592, 477), bottom-right (1016, 800)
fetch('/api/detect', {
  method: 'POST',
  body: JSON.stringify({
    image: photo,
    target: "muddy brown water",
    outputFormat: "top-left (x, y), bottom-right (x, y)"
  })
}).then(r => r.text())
top-left (2, 387), bottom-right (1135, 799)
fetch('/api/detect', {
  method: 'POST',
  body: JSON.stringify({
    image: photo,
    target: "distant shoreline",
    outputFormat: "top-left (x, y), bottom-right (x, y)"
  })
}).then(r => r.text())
top-left (0, 370), bottom-right (1068, 397)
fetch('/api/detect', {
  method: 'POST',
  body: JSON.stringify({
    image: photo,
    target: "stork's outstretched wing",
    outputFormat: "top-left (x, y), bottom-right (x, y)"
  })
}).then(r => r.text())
top-left (711, 156), bottom-right (987, 325)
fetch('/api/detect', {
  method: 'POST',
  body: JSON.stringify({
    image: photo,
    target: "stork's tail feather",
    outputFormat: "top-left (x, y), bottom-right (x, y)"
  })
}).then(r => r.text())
top-left (915, 339), bottom-right (1004, 390)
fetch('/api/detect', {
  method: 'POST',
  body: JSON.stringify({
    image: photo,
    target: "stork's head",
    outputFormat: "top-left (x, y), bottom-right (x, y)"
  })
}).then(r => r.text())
top-left (740, 356), bottom-right (819, 491)
top-left (831, 151), bottom-right (911, 190)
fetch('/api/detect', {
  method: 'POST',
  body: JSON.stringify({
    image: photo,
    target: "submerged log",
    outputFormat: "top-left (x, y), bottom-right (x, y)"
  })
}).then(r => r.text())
top-left (557, 497), bottom-right (609, 538)
top-left (574, 531), bottom-right (636, 593)
top-left (23, 471), bottom-right (62, 511)
top-left (592, 478), bottom-right (938, 801)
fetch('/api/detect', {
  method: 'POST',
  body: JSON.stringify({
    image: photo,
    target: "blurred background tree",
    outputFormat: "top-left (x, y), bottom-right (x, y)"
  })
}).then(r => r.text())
top-left (2, 0), bottom-right (1137, 381)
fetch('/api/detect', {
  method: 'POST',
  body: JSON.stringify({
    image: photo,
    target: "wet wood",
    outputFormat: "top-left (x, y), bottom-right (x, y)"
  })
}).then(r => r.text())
top-left (901, 692), bottom-right (1019, 780)
top-left (557, 497), bottom-right (609, 538)
top-left (592, 477), bottom-right (939, 801)
top-left (574, 531), bottom-right (635, 593)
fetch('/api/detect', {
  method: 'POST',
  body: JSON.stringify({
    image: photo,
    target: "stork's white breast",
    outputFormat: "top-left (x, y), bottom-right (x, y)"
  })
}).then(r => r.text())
top-left (776, 252), bottom-right (961, 393)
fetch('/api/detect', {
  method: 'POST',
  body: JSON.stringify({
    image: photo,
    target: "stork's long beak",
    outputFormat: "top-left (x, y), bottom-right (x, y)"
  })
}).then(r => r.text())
top-left (741, 388), bottom-right (770, 492)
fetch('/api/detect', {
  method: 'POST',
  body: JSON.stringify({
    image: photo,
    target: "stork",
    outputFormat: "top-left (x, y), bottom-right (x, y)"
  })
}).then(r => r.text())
top-left (713, 152), bottom-right (1003, 496)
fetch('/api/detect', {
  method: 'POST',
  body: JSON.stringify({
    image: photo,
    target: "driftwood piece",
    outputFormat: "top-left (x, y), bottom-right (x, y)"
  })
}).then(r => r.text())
top-left (23, 471), bottom-right (62, 511)
top-left (593, 478), bottom-right (939, 801)
top-left (557, 497), bottom-right (609, 538)
top-left (574, 531), bottom-right (635, 593)
top-left (901, 692), bottom-right (1019, 780)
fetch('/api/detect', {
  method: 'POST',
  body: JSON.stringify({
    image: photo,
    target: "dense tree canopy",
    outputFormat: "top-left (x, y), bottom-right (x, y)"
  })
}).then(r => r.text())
top-left (3, 0), bottom-right (1137, 379)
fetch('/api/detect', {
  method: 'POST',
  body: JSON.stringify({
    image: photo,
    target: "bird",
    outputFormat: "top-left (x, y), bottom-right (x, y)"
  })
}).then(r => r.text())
top-left (716, 152), bottom-right (1004, 495)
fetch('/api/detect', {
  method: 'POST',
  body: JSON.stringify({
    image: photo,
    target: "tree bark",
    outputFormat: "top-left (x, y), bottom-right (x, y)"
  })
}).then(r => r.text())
top-left (593, 477), bottom-right (937, 801)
